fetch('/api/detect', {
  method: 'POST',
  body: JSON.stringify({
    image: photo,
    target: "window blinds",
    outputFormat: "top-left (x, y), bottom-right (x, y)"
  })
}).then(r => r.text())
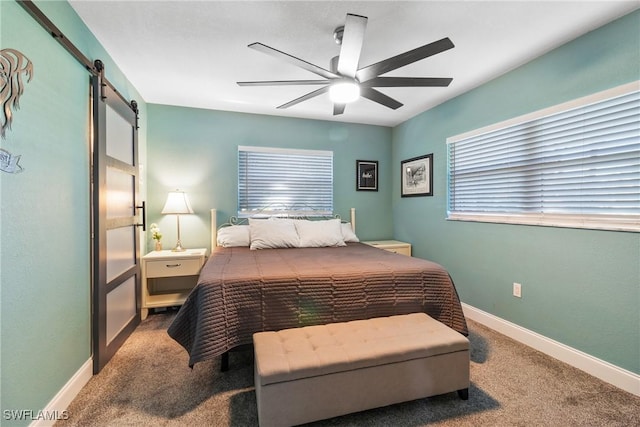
top-left (447, 82), bottom-right (640, 231)
top-left (238, 146), bottom-right (334, 216)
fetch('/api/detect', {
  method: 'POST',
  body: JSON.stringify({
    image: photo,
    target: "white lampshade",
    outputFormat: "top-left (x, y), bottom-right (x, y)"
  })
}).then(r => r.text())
top-left (161, 191), bottom-right (194, 215)
top-left (329, 80), bottom-right (360, 104)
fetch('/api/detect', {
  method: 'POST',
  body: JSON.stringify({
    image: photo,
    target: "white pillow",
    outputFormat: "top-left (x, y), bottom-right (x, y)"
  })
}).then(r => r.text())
top-left (249, 218), bottom-right (299, 250)
top-left (295, 218), bottom-right (346, 248)
top-left (216, 225), bottom-right (250, 247)
top-left (341, 222), bottom-right (359, 242)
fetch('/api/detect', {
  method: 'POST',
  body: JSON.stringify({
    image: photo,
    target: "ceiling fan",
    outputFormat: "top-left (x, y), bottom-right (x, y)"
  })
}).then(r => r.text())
top-left (237, 13), bottom-right (454, 115)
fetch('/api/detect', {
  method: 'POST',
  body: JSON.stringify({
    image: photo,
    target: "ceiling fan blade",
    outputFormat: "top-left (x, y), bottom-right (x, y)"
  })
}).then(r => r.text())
top-left (362, 77), bottom-right (453, 87)
top-left (360, 87), bottom-right (403, 110)
top-left (356, 37), bottom-right (455, 83)
top-left (333, 103), bottom-right (346, 115)
top-left (337, 13), bottom-right (368, 78)
top-left (277, 86), bottom-right (330, 109)
top-left (238, 80), bottom-right (328, 86)
top-left (249, 42), bottom-right (338, 80)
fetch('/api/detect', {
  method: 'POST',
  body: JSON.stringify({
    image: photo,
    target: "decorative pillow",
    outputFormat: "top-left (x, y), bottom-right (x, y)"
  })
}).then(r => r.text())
top-left (249, 218), bottom-right (300, 250)
top-left (295, 218), bottom-right (346, 248)
top-left (216, 225), bottom-right (250, 247)
top-left (341, 222), bottom-right (359, 242)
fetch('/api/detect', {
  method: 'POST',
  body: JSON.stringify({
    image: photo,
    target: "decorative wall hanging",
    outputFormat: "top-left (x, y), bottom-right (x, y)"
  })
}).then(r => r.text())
top-left (401, 154), bottom-right (433, 197)
top-left (356, 160), bottom-right (378, 191)
top-left (1, 48), bottom-right (34, 139)
top-left (0, 148), bottom-right (23, 173)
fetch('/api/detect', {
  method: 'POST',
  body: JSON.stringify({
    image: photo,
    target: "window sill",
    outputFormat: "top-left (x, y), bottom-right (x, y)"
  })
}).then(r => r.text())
top-left (446, 212), bottom-right (640, 233)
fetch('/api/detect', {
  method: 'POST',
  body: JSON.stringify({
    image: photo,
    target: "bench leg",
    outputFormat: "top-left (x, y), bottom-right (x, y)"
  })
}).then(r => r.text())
top-left (220, 351), bottom-right (229, 372)
top-left (457, 388), bottom-right (469, 400)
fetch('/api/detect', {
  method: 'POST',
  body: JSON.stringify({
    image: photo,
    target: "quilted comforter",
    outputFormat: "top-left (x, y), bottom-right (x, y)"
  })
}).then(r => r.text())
top-left (168, 243), bottom-right (468, 367)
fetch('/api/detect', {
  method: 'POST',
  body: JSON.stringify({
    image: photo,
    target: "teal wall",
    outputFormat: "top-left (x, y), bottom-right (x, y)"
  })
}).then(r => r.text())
top-left (146, 105), bottom-right (392, 250)
top-left (392, 11), bottom-right (640, 374)
top-left (2, 1), bottom-right (638, 422)
top-left (0, 1), bottom-right (146, 425)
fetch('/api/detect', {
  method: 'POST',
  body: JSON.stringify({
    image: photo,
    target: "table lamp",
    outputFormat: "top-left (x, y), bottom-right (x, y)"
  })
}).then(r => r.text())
top-left (161, 190), bottom-right (194, 251)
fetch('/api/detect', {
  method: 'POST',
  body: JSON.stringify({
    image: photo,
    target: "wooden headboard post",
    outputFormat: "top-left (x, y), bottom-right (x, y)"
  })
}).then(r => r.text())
top-left (211, 208), bottom-right (217, 249)
top-left (350, 207), bottom-right (356, 232)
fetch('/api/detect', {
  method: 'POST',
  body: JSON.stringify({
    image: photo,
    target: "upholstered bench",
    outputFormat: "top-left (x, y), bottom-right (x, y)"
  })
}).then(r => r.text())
top-left (253, 313), bottom-right (470, 427)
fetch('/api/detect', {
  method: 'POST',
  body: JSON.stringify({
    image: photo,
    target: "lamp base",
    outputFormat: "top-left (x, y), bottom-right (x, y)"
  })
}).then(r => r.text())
top-left (172, 240), bottom-right (186, 252)
top-left (172, 215), bottom-right (187, 252)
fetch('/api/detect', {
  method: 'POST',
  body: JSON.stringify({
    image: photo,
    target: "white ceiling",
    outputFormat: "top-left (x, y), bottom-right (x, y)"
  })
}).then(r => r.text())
top-left (69, 1), bottom-right (639, 127)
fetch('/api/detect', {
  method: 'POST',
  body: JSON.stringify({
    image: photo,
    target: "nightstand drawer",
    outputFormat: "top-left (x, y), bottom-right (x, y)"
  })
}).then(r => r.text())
top-left (145, 259), bottom-right (202, 278)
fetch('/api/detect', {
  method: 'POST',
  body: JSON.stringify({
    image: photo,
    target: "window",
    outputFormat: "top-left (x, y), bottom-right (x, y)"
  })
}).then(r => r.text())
top-left (238, 145), bottom-right (333, 217)
top-left (447, 82), bottom-right (640, 232)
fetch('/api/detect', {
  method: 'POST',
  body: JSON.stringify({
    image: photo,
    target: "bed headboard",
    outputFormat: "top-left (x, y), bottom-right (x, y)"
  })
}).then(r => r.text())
top-left (210, 208), bottom-right (356, 249)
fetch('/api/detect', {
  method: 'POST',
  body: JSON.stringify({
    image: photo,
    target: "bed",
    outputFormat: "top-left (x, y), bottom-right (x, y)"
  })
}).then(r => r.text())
top-left (167, 209), bottom-right (468, 367)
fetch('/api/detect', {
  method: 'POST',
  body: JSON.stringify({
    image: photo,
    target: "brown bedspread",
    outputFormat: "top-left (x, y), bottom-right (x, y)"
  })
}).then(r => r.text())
top-left (168, 243), bottom-right (468, 367)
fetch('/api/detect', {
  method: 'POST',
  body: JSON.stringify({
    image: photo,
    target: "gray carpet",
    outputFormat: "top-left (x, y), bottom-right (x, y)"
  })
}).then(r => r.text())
top-left (56, 312), bottom-right (640, 426)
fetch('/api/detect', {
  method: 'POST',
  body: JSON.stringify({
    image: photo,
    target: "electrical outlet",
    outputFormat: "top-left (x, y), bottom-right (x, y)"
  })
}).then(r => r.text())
top-left (513, 282), bottom-right (522, 298)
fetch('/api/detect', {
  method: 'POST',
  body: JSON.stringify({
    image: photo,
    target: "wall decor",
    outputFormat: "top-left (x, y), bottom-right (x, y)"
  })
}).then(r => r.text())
top-left (401, 154), bottom-right (433, 197)
top-left (1, 48), bottom-right (34, 139)
top-left (0, 148), bottom-right (23, 174)
top-left (356, 160), bottom-right (378, 191)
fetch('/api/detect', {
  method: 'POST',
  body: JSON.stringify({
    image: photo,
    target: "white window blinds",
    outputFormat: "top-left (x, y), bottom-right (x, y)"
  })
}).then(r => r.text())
top-left (238, 146), bottom-right (334, 216)
top-left (447, 82), bottom-right (640, 232)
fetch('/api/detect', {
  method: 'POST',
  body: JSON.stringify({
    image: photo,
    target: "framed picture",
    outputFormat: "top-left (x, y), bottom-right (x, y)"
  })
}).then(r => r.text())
top-left (356, 160), bottom-right (378, 191)
top-left (401, 154), bottom-right (433, 197)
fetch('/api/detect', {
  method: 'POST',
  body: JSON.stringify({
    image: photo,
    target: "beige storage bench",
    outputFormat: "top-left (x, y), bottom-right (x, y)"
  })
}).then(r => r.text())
top-left (253, 313), bottom-right (470, 427)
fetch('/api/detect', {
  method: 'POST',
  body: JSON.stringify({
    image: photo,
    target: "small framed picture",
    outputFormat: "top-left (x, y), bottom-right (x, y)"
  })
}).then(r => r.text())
top-left (356, 160), bottom-right (378, 191)
top-left (401, 154), bottom-right (433, 197)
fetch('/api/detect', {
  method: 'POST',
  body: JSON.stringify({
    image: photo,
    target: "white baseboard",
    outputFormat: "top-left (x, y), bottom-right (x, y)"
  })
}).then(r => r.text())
top-left (462, 303), bottom-right (640, 397)
top-left (30, 358), bottom-right (93, 427)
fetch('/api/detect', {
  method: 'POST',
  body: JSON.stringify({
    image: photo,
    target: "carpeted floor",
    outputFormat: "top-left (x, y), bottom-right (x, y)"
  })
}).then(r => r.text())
top-left (56, 312), bottom-right (640, 426)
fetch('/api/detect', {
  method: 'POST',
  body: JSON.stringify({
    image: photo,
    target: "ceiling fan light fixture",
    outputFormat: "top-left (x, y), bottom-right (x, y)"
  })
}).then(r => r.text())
top-left (329, 79), bottom-right (360, 104)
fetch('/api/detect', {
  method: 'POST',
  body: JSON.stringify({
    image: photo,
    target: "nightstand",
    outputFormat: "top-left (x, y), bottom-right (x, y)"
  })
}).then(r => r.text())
top-left (141, 248), bottom-right (207, 319)
top-left (362, 240), bottom-right (412, 256)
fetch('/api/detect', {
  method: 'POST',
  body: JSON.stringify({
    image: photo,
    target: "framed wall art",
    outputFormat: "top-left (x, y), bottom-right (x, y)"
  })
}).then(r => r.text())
top-left (401, 154), bottom-right (433, 197)
top-left (356, 160), bottom-right (378, 191)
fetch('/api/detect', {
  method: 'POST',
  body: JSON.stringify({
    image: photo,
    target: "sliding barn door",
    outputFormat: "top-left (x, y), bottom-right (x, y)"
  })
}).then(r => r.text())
top-left (91, 63), bottom-right (143, 373)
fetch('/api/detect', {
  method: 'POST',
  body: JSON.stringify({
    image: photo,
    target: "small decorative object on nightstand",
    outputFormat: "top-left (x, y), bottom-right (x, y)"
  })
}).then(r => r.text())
top-left (150, 223), bottom-right (163, 251)
top-left (141, 248), bottom-right (206, 319)
top-left (362, 240), bottom-right (412, 256)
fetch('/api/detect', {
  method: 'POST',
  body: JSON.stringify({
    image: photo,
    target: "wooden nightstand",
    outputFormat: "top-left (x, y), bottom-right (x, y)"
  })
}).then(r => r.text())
top-left (362, 240), bottom-right (412, 256)
top-left (141, 248), bottom-right (207, 319)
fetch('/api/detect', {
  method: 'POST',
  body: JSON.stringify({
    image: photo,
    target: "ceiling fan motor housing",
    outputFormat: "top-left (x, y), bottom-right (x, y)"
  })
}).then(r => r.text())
top-left (330, 55), bottom-right (340, 73)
